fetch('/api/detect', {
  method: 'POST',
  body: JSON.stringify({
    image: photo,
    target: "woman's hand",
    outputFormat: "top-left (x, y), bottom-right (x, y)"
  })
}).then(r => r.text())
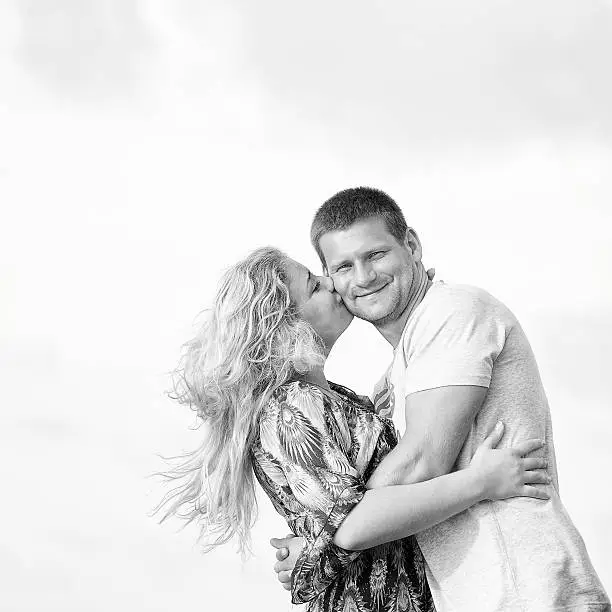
top-left (469, 422), bottom-right (551, 501)
top-left (270, 533), bottom-right (304, 592)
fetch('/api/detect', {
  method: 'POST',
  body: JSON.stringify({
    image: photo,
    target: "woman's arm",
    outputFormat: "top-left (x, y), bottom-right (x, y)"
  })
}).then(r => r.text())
top-left (333, 423), bottom-right (549, 551)
top-left (334, 467), bottom-right (480, 550)
top-left (254, 387), bottom-right (369, 604)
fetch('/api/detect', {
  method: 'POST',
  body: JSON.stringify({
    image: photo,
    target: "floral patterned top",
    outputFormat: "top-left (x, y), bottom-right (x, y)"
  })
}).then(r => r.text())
top-left (251, 380), bottom-right (435, 612)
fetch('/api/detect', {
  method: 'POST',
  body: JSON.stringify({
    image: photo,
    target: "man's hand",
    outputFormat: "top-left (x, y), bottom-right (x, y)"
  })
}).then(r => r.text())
top-left (270, 533), bottom-right (304, 591)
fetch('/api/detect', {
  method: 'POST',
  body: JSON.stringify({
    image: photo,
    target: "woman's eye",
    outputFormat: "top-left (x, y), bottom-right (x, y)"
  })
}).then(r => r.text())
top-left (313, 281), bottom-right (320, 292)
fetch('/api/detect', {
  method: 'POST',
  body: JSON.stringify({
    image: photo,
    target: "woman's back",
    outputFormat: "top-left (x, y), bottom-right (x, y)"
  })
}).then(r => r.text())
top-left (251, 380), bottom-right (434, 612)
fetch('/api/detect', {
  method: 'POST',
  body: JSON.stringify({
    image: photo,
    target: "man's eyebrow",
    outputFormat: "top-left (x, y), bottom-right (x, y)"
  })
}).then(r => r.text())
top-left (329, 258), bottom-right (350, 272)
top-left (334, 245), bottom-right (388, 264)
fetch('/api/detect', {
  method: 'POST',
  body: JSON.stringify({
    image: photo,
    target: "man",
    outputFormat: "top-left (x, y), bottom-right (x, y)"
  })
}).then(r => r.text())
top-left (271, 187), bottom-right (609, 611)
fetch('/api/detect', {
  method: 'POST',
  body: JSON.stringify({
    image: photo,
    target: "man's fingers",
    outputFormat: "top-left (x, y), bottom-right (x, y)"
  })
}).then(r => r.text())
top-left (514, 438), bottom-right (545, 457)
top-left (275, 547), bottom-right (289, 562)
top-left (277, 570), bottom-right (292, 585)
top-left (522, 457), bottom-right (547, 471)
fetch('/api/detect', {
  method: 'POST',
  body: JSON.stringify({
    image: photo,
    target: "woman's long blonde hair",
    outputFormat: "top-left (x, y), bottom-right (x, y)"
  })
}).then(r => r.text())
top-left (157, 247), bottom-right (325, 554)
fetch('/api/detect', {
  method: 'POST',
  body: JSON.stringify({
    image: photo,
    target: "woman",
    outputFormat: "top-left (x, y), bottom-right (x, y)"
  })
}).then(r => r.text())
top-left (159, 247), bottom-right (549, 612)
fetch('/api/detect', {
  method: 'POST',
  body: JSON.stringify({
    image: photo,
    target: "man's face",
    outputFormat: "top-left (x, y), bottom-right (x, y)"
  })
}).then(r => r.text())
top-left (319, 217), bottom-right (420, 325)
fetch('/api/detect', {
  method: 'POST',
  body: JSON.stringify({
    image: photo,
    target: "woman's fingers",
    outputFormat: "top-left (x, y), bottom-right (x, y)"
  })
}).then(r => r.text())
top-left (522, 470), bottom-right (550, 485)
top-left (521, 485), bottom-right (550, 500)
top-left (277, 570), bottom-right (293, 589)
top-left (481, 421), bottom-right (505, 449)
top-left (522, 456), bottom-right (547, 471)
top-left (514, 438), bottom-right (545, 457)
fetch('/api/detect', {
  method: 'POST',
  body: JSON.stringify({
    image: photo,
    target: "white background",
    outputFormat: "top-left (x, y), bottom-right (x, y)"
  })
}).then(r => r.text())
top-left (1, 1), bottom-right (610, 610)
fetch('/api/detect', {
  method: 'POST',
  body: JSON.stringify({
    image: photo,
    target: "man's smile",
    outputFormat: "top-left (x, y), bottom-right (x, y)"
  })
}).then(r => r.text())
top-left (354, 283), bottom-right (389, 299)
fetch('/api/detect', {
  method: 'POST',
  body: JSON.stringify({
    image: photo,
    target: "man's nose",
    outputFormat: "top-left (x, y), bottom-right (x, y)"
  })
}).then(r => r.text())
top-left (354, 262), bottom-right (376, 286)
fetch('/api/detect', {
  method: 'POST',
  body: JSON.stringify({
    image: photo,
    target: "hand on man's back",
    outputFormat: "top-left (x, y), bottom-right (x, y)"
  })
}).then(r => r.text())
top-left (270, 534), bottom-right (304, 591)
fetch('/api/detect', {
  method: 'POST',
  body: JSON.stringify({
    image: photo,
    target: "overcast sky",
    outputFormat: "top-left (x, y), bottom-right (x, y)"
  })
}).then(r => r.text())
top-left (1, 2), bottom-right (611, 610)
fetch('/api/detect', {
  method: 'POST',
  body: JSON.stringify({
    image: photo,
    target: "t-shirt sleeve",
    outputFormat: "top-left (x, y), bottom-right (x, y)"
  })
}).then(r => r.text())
top-left (255, 388), bottom-right (366, 605)
top-left (401, 289), bottom-right (509, 395)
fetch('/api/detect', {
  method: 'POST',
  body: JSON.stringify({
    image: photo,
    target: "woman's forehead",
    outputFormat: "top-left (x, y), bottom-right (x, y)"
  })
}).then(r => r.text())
top-left (286, 258), bottom-right (308, 279)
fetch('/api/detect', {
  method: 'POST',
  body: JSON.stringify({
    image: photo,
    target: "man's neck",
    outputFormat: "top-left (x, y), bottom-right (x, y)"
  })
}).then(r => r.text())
top-left (376, 263), bottom-right (432, 348)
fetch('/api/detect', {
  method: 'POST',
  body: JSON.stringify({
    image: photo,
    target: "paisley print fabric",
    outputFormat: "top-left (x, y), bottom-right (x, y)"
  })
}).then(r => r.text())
top-left (251, 381), bottom-right (435, 612)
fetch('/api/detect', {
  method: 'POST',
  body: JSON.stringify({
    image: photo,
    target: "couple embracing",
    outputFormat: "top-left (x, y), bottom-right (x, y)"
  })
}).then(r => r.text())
top-left (161, 187), bottom-right (609, 611)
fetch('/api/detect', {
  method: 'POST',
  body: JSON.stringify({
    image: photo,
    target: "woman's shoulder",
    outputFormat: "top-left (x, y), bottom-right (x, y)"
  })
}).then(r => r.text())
top-left (273, 379), bottom-right (322, 399)
top-left (259, 380), bottom-right (378, 437)
top-left (271, 380), bottom-right (328, 407)
top-left (256, 381), bottom-right (347, 465)
top-left (259, 381), bottom-right (331, 431)
top-left (272, 380), bottom-right (373, 413)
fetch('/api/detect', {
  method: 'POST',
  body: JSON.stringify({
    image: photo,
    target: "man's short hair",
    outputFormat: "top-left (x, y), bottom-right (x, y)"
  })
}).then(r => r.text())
top-left (310, 187), bottom-right (408, 267)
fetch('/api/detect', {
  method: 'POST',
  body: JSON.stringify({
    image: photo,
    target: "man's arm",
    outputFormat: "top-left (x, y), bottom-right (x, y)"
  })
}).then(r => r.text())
top-left (366, 385), bottom-right (487, 489)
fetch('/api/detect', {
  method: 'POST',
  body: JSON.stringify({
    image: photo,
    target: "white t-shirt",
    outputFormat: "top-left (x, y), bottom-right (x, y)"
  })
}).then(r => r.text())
top-left (372, 282), bottom-right (609, 612)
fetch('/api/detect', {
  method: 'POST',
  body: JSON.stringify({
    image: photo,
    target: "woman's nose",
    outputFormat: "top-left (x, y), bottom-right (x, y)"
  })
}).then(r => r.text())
top-left (318, 275), bottom-right (335, 292)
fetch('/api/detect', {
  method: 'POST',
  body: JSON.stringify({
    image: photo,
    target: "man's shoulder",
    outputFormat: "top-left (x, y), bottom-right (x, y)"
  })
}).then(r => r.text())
top-left (420, 282), bottom-right (514, 321)
top-left (399, 282), bottom-right (516, 353)
top-left (426, 281), bottom-right (503, 307)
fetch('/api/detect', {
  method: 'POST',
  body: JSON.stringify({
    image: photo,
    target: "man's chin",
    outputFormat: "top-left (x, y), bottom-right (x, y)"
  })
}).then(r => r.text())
top-left (350, 305), bottom-right (393, 324)
top-left (343, 297), bottom-right (395, 323)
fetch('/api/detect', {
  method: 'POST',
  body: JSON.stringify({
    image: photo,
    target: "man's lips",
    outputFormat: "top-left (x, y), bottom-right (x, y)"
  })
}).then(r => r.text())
top-left (354, 284), bottom-right (388, 299)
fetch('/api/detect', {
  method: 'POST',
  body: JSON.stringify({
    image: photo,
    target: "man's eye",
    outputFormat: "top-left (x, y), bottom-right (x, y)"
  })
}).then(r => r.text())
top-left (369, 251), bottom-right (384, 259)
top-left (313, 281), bottom-right (320, 292)
top-left (335, 264), bottom-right (350, 273)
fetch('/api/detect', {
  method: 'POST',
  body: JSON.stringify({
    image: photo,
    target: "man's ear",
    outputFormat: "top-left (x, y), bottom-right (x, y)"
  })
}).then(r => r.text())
top-left (403, 228), bottom-right (423, 263)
